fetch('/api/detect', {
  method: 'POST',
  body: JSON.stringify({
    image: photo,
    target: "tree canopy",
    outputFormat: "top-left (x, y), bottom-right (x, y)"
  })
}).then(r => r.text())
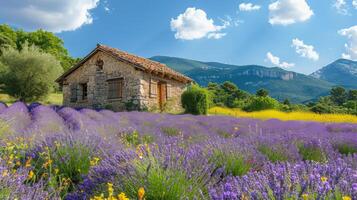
top-left (0, 44), bottom-right (63, 102)
top-left (0, 24), bottom-right (78, 70)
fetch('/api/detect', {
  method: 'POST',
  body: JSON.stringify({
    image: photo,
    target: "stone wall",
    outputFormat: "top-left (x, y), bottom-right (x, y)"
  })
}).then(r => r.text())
top-left (140, 72), bottom-right (185, 112)
top-left (62, 50), bottom-right (187, 112)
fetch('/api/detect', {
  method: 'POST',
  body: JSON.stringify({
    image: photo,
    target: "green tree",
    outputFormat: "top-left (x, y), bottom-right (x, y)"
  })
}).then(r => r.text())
top-left (0, 44), bottom-right (63, 102)
top-left (244, 96), bottom-right (280, 112)
top-left (181, 84), bottom-right (210, 115)
top-left (283, 99), bottom-right (291, 106)
top-left (0, 24), bottom-right (78, 70)
top-left (348, 90), bottom-right (357, 101)
top-left (330, 87), bottom-right (347, 106)
top-left (256, 89), bottom-right (269, 97)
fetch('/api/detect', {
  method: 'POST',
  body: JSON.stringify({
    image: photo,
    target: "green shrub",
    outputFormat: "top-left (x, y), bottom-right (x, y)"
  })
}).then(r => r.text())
top-left (258, 145), bottom-right (288, 163)
top-left (336, 144), bottom-right (357, 155)
top-left (161, 127), bottom-right (181, 137)
top-left (181, 85), bottom-right (210, 115)
top-left (298, 144), bottom-right (327, 162)
top-left (119, 153), bottom-right (208, 200)
top-left (210, 150), bottom-right (251, 176)
top-left (122, 131), bottom-right (154, 146)
top-left (0, 44), bottom-right (63, 102)
top-left (30, 141), bottom-right (95, 197)
top-left (243, 96), bottom-right (280, 112)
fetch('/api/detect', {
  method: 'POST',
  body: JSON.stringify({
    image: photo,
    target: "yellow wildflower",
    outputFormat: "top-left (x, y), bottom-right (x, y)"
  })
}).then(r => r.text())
top-left (41, 172), bottom-right (48, 178)
top-left (302, 193), bottom-right (309, 200)
top-left (42, 159), bottom-right (53, 169)
top-left (138, 187), bottom-right (145, 200)
top-left (54, 168), bottom-right (59, 174)
top-left (342, 196), bottom-right (351, 200)
top-left (90, 193), bottom-right (104, 200)
top-left (320, 176), bottom-right (328, 183)
top-left (54, 141), bottom-right (60, 148)
top-left (136, 145), bottom-right (144, 159)
top-left (28, 170), bottom-right (35, 180)
top-left (118, 192), bottom-right (129, 200)
top-left (90, 157), bottom-right (100, 166)
top-left (107, 182), bottom-right (114, 197)
top-left (25, 157), bottom-right (32, 167)
top-left (62, 177), bottom-right (71, 186)
top-left (2, 170), bottom-right (8, 177)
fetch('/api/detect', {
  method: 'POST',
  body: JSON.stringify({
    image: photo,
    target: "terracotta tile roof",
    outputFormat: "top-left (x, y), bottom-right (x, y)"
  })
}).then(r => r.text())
top-left (56, 44), bottom-right (192, 83)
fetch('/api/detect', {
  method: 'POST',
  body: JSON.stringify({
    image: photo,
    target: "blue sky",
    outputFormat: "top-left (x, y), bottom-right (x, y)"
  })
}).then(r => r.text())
top-left (0, 0), bottom-right (356, 74)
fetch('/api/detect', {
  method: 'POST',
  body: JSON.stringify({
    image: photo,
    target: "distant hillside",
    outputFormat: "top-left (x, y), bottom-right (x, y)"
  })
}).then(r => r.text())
top-left (311, 59), bottom-right (357, 87)
top-left (150, 56), bottom-right (334, 103)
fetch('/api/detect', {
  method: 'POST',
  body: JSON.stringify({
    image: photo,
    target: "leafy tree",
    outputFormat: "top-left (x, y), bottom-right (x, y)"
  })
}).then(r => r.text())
top-left (221, 81), bottom-right (238, 93)
top-left (181, 84), bottom-right (210, 115)
top-left (0, 44), bottom-right (63, 102)
top-left (256, 89), bottom-right (269, 97)
top-left (283, 99), bottom-right (291, 106)
top-left (0, 33), bottom-right (16, 50)
top-left (207, 81), bottom-right (249, 108)
top-left (244, 96), bottom-right (280, 112)
top-left (348, 90), bottom-right (357, 101)
top-left (330, 87), bottom-right (347, 106)
top-left (0, 24), bottom-right (78, 70)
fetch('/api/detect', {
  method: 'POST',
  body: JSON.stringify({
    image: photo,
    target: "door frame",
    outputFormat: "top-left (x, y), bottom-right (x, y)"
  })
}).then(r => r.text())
top-left (157, 81), bottom-right (167, 110)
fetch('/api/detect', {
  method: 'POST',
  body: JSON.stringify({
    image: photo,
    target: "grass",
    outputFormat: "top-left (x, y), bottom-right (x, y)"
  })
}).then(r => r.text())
top-left (0, 93), bottom-right (63, 105)
top-left (209, 107), bottom-right (357, 124)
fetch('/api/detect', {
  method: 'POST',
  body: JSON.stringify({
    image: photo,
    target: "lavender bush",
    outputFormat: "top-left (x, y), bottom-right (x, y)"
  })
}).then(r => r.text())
top-left (0, 102), bottom-right (355, 199)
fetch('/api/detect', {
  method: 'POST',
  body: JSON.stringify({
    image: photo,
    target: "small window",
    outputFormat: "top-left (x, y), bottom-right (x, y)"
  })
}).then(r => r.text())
top-left (70, 84), bottom-right (77, 102)
top-left (166, 84), bottom-right (172, 99)
top-left (96, 59), bottom-right (104, 71)
top-left (80, 83), bottom-right (88, 100)
top-left (150, 79), bottom-right (157, 97)
top-left (107, 78), bottom-right (123, 99)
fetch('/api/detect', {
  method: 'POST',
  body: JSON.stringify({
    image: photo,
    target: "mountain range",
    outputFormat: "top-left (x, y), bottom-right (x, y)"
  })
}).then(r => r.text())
top-left (150, 56), bottom-right (357, 103)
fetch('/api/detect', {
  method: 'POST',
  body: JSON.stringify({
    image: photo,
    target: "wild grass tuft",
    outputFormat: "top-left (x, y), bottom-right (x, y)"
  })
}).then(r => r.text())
top-left (336, 144), bottom-right (357, 155)
top-left (210, 150), bottom-right (251, 176)
top-left (121, 153), bottom-right (207, 200)
top-left (161, 127), bottom-right (182, 137)
top-left (298, 144), bottom-right (327, 162)
top-left (258, 145), bottom-right (288, 163)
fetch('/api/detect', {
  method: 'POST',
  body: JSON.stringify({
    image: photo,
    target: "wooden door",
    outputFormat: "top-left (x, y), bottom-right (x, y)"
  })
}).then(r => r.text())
top-left (157, 82), bottom-right (167, 110)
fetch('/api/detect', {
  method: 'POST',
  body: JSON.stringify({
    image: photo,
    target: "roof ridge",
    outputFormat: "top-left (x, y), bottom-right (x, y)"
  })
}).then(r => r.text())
top-left (56, 44), bottom-right (192, 83)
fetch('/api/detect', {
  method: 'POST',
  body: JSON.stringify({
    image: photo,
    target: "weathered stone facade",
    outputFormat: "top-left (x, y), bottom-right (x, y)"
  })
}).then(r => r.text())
top-left (58, 45), bottom-right (191, 112)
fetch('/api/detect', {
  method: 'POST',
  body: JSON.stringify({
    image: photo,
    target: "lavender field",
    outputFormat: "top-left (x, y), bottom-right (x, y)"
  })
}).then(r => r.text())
top-left (0, 102), bottom-right (356, 200)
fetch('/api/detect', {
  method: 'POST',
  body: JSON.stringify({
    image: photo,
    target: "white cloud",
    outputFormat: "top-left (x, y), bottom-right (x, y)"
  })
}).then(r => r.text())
top-left (291, 38), bottom-right (319, 61)
top-left (170, 7), bottom-right (228, 40)
top-left (353, 0), bottom-right (357, 9)
top-left (338, 25), bottom-right (357, 60)
top-left (268, 0), bottom-right (314, 25)
top-left (239, 3), bottom-right (261, 11)
top-left (0, 0), bottom-right (100, 33)
top-left (266, 52), bottom-right (295, 68)
top-left (333, 0), bottom-right (349, 15)
top-left (103, 0), bottom-right (111, 13)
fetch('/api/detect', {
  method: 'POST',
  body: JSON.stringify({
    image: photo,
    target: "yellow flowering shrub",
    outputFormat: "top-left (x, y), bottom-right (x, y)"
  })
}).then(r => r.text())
top-left (209, 107), bottom-right (357, 123)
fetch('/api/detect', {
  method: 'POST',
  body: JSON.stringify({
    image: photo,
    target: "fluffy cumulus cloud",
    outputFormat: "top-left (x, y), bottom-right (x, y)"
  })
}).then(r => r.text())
top-left (353, 0), bottom-right (357, 9)
top-left (268, 0), bottom-right (314, 25)
top-left (338, 25), bottom-right (357, 60)
top-left (333, 0), bottom-right (348, 15)
top-left (266, 52), bottom-right (295, 68)
top-left (291, 38), bottom-right (319, 61)
top-left (0, 0), bottom-right (100, 33)
top-left (239, 3), bottom-right (261, 11)
top-left (170, 7), bottom-right (228, 40)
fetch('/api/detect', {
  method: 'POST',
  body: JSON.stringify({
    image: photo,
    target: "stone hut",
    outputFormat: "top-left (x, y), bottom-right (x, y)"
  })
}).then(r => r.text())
top-left (56, 44), bottom-right (192, 111)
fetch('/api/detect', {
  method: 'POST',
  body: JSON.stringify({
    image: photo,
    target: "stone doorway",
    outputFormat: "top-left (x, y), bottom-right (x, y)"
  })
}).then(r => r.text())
top-left (157, 81), bottom-right (167, 110)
